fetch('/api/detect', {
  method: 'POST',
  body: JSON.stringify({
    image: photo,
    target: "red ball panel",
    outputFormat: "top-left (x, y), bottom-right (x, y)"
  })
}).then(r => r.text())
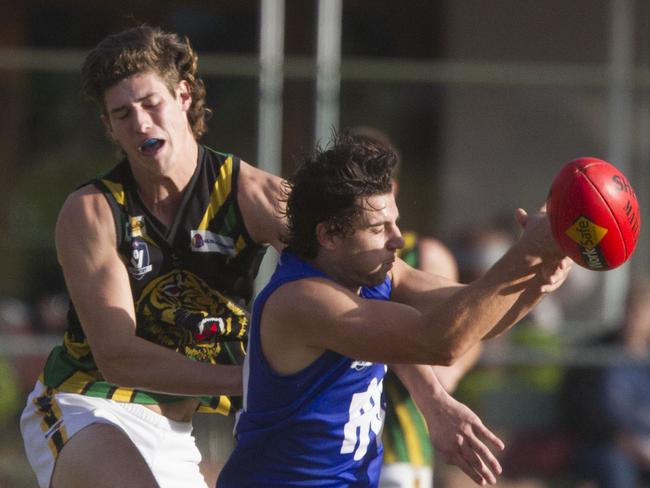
top-left (546, 157), bottom-right (640, 271)
top-left (581, 161), bottom-right (640, 256)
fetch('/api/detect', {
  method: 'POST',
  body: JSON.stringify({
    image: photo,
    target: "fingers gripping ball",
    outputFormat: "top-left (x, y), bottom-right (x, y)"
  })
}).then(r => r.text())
top-left (546, 157), bottom-right (640, 270)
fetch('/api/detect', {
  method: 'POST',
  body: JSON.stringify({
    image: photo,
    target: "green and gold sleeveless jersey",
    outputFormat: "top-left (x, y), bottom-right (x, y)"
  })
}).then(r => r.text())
top-left (40, 146), bottom-right (267, 415)
top-left (382, 230), bottom-right (433, 466)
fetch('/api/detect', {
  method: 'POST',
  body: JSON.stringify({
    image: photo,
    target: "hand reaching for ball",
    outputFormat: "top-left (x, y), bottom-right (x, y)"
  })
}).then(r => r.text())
top-left (515, 206), bottom-right (573, 293)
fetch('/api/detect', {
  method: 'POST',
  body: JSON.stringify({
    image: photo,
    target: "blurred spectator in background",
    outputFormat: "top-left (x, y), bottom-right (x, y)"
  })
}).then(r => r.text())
top-left (350, 126), bottom-right (482, 488)
top-left (0, 296), bottom-right (33, 336)
top-left (32, 291), bottom-right (69, 336)
top-left (562, 275), bottom-right (650, 488)
top-left (0, 292), bottom-right (65, 404)
top-left (453, 220), bottom-right (515, 286)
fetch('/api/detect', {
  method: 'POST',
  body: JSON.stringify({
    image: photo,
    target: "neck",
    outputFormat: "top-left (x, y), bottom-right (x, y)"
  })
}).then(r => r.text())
top-left (135, 140), bottom-right (199, 227)
top-left (139, 181), bottom-right (185, 228)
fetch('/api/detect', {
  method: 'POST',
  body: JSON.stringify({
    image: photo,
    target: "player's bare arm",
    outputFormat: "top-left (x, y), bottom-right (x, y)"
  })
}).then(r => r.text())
top-left (261, 275), bottom-right (490, 371)
top-left (391, 208), bottom-right (571, 337)
top-left (237, 160), bottom-right (286, 251)
top-left (262, 220), bottom-right (569, 373)
top-left (432, 342), bottom-right (482, 392)
top-left (56, 185), bottom-right (242, 397)
top-left (390, 257), bottom-right (464, 312)
top-left (391, 363), bottom-right (504, 486)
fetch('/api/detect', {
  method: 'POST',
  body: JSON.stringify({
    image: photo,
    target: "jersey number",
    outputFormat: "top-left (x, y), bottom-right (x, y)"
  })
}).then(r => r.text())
top-left (340, 377), bottom-right (385, 460)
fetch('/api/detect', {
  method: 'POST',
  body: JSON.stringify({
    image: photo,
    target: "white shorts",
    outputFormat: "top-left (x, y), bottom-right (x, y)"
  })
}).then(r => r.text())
top-left (379, 462), bottom-right (433, 488)
top-left (20, 380), bottom-right (208, 488)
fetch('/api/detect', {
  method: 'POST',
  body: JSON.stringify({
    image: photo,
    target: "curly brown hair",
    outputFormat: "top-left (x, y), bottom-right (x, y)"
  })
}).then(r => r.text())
top-left (282, 131), bottom-right (397, 259)
top-left (81, 24), bottom-right (211, 140)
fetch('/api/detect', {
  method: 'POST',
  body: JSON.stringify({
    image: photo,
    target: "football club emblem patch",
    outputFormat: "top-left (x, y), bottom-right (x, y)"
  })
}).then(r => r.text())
top-left (190, 230), bottom-right (236, 256)
top-left (126, 215), bottom-right (152, 279)
top-left (129, 240), bottom-right (152, 279)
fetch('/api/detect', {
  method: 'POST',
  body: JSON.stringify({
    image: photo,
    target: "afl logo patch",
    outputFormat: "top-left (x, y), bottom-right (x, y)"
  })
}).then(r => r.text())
top-left (128, 240), bottom-right (153, 280)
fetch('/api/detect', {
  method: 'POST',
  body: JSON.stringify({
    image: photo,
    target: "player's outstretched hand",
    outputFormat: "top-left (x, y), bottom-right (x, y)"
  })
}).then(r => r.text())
top-left (514, 206), bottom-right (562, 258)
top-left (538, 254), bottom-right (573, 293)
top-left (515, 207), bottom-right (573, 293)
top-left (424, 387), bottom-right (504, 486)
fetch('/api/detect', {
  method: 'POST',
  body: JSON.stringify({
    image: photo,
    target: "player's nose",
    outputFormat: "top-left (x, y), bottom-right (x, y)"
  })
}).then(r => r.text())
top-left (132, 106), bottom-right (153, 133)
top-left (387, 225), bottom-right (404, 251)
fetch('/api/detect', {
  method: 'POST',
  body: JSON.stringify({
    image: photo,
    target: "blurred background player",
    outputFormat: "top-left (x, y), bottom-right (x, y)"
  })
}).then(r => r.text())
top-left (350, 127), bottom-right (482, 488)
top-left (562, 275), bottom-right (650, 488)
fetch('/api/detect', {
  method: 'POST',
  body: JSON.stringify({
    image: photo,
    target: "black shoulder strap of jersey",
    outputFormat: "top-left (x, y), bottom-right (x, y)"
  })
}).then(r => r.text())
top-left (91, 161), bottom-right (130, 250)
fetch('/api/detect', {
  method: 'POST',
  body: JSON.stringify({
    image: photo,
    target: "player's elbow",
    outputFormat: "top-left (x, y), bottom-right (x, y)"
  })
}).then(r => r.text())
top-left (96, 361), bottom-right (125, 386)
top-left (430, 340), bottom-right (471, 367)
top-left (99, 367), bottom-right (124, 386)
top-left (93, 350), bottom-right (136, 387)
top-left (433, 349), bottom-right (458, 367)
top-left (418, 346), bottom-right (456, 367)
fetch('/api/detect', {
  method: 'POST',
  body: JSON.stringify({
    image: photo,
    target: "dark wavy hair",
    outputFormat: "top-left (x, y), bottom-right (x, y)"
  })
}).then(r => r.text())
top-left (81, 24), bottom-right (211, 140)
top-left (282, 131), bottom-right (397, 259)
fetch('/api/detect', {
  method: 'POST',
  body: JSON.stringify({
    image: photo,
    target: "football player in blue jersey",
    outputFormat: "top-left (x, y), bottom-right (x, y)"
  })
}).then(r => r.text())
top-left (217, 131), bottom-right (572, 487)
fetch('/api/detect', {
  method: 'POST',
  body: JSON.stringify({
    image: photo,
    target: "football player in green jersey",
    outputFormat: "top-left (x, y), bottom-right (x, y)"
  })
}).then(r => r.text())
top-left (20, 25), bottom-right (285, 488)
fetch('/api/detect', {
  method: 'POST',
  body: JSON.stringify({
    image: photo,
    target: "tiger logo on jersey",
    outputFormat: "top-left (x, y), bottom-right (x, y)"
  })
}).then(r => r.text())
top-left (135, 270), bottom-right (248, 365)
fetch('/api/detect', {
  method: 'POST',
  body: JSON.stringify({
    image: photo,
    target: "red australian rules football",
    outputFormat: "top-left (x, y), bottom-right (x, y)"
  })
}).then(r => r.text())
top-left (546, 157), bottom-right (641, 271)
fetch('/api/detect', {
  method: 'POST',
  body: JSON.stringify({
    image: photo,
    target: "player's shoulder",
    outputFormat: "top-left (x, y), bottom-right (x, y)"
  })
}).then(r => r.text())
top-left (237, 160), bottom-right (286, 248)
top-left (267, 275), bottom-right (360, 315)
top-left (57, 183), bottom-right (113, 234)
top-left (263, 275), bottom-right (367, 348)
top-left (238, 160), bottom-right (284, 194)
top-left (54, 184), bottom-right (117, 263)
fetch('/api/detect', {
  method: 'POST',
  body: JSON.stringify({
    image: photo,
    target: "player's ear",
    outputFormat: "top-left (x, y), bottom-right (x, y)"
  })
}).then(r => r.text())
top-left (316, 222), bottom-right (337, 250)
top-left (177, 80), bottom-right (192, 111)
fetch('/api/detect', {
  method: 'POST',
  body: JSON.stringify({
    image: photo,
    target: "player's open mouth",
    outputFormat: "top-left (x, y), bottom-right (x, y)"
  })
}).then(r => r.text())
top-left (138, 138), bottom-right (164, 156)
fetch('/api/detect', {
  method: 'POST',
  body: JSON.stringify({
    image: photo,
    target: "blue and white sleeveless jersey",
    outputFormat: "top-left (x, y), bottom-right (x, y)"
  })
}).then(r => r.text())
top-left (217, 251), bottom-right (391, 487)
